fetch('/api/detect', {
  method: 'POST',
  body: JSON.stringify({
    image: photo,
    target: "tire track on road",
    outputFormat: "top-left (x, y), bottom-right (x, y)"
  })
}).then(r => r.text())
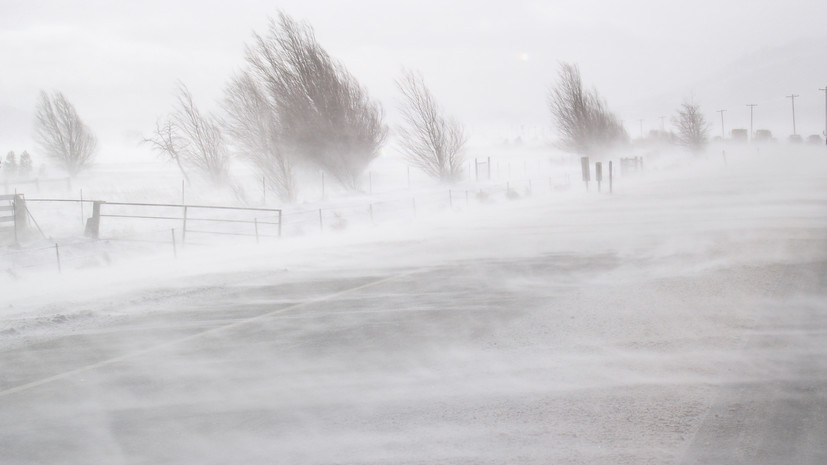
top-left (0, 269), bottom-right (419, 398)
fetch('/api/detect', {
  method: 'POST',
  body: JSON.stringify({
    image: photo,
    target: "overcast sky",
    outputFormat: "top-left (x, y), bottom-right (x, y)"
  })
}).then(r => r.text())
top-left (2, 0), bottom-right (826, 159)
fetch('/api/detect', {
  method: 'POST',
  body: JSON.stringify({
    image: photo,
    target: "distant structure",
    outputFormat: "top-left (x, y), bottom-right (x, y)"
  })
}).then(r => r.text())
top-left (806, 134), bottom-right (824, 145)
top-left (754, 129), bottom-right (774, 143)
top-left (731, 128), bottom-right (748, 142)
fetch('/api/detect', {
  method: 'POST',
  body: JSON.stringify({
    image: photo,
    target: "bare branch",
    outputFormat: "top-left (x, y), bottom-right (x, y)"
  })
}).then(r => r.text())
top-left (143, 118), bottom-right (190, 182)
top-left (395, 69), bottom-right (466, 182)
top-left (146, 83), bottom-right (230, 185)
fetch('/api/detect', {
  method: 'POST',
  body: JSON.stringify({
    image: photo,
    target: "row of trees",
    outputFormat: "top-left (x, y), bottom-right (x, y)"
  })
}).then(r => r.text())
top-left (30, 12), bottom-right (463, 199)
top-left (144, 12), bottom-right (464, 202)
top-left (2, 151), bottom-right (34, 178)
top-left (30, 12), bottom-right (713, 197)
top-left (546, 63), bottom-right (711, 155)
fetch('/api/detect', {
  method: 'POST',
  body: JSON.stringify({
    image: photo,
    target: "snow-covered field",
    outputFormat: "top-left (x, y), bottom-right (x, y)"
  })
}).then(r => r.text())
top-left (1, 145), bottom-right (826, 464)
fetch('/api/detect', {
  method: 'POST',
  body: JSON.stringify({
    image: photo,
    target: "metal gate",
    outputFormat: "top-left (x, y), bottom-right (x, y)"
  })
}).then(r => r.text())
top-left (0, 194), bottom-right (25, 243)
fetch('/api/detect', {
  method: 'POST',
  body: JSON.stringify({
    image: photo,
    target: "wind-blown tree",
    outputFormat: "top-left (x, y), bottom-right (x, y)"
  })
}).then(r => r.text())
top-left (34, 91), bottom-right (97, 176)
top-left (672, 98), bottom-right (710, 153)
top-left (395, 69), bottom-right (466, 182)
top-left (146, 83), bottom-right (230, 185)
top-left (232, 12), bottom-right (386, 191)
top-left (547, 63), bottom-right (627, 154)
top-left (224, 71), bottom-right (295, 202)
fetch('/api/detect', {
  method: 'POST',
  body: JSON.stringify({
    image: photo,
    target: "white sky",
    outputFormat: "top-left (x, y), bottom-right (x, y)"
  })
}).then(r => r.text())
top-left (1, 0), bottom-right (826, 159)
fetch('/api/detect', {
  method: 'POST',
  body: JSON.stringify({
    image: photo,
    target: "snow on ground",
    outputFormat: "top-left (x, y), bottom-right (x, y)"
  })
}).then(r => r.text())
top-left (1, 144), bottom-right (826, 464)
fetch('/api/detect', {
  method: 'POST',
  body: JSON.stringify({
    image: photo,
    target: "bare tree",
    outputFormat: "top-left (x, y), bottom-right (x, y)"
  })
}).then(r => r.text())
top-left (547, 63), bottom-right (626, 155)
top-left (225, 71), bottom-right (295, 202)
top-left (672, 97), bottom-right (710, 152)
top-left (144, 118), bottom-right (190, 183)
top-left (34, 91), bottom-right (97, 176)
top-left (173, 84), bottom-right (231, 184)
top-left (238, 12), bottom-right (386, 190)
top-left (395, 69), bottom-right (466, 182)
top-left (146, 83), bottom-right (230, 185)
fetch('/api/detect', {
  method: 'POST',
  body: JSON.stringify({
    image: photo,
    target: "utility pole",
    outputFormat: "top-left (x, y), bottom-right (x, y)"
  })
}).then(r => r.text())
top-left (716, 109), bottom-right (728, 166)
top-left (746, 104), bottom-right (758, 142)
top-left (787, 94), bottom-right (799, 135)
top-left (820, 86), bottom-right (827, 138)
top-left (716, 109), bottom-right (727, 139)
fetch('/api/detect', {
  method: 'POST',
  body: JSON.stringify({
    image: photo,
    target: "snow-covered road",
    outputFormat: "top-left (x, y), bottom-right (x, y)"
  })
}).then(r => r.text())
top-left (1, 150), bottom-right (826, 464)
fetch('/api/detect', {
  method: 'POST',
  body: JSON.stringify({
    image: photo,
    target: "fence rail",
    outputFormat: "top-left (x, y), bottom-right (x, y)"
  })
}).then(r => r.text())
top-left (25, 198), bottom-right (283, 242)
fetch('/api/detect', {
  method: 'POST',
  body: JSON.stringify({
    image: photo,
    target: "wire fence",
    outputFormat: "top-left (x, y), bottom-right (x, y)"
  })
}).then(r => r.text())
top-left (1, 177), bottom-right (74, 196)
top-left (1, 165), bottom-right (591, 277)
top-left (94, 201), bottom-right (283, 242)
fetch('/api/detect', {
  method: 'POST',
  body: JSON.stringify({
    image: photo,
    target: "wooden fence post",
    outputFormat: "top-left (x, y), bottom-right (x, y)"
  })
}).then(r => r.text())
top-left (171, 228), bottom-right (177, 258)
top-left (609, 161), bottom-right (613, 194)
top-left (182, 206), bottom-right (188, 244)
top-left (278, 210), bottom-right (283, 238)
top-left (580, 157), bottom-right (590, 191)
top-left (84, 201), bottom-right (102, 239)
top-left (55, 243), bottom-right (62, 273)
top-left (13, 195), bottom-right (27, 243)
